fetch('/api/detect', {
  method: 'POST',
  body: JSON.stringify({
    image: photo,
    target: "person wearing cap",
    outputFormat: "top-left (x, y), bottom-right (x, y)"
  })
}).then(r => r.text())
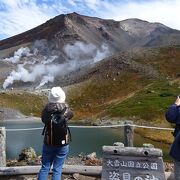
top-left (38, 86), bottom-right (73, 180)
top-left (165, 96), bottom-right (180, 180)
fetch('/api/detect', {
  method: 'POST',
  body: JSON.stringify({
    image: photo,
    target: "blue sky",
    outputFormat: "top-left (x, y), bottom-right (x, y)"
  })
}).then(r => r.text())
top-left (0, 0), bottom-right (180, 40)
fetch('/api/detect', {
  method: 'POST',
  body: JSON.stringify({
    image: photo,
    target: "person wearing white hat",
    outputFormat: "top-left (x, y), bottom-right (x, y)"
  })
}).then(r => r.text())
top-left (48, 86), bottom-right (66, 103)
top-left (38, 86), bottom-right (73, 180)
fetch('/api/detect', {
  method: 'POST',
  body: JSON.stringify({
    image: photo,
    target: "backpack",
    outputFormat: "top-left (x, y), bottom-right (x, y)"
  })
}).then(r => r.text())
top-left (42, 108), bottom-right (71, 146)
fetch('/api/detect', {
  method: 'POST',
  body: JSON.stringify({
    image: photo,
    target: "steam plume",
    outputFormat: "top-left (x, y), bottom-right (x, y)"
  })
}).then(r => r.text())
top-left (3, 47), bottom-right (32, 64)
top-left (3, 63), bottom-right (74, 89)
top-left (63, 41), bottom-right (110, 64)
top-left (2, 41), bottom-right (111, 89)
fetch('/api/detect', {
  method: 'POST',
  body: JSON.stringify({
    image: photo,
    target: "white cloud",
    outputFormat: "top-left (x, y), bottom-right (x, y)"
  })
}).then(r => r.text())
top-left (98, 0), bottom-right (180, 30)
top-left (81, 0), bottom-right (101, 10)
top-left (67, 0), bottom-right (77, 6)
top-left (0, 0), bottom-right (68, 38)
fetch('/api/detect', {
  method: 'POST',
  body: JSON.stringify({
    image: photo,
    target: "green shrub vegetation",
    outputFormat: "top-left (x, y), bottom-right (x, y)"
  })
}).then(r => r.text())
top-left (108, 80), bottom-right (179, 122)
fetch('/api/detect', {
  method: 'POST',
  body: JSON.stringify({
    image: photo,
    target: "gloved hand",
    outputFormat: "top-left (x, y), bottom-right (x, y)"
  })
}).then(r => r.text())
top-left (175, 95), bottom-right (180, 106)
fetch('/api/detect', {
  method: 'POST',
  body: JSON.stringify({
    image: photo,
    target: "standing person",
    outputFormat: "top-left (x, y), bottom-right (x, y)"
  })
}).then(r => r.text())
top-left (165, 95), bottom-right (180, 180)
top-left (38, 86), bottom-right (73, 180)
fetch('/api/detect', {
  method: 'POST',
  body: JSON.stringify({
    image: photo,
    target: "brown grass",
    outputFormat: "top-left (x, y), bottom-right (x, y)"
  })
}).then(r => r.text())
top-left (0, 91), bottom-right (46, 117)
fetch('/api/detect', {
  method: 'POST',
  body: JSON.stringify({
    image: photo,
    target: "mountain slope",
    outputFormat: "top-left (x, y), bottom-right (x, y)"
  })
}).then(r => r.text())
top-left (66, 46), bottom-right (180, 120)
top-left (0, 46), bottom-right (179, 124)
top-left (0, 12), bottom-right (180, 122)
top-left (1, 12), bottom-right (180, 55)
top-left (1, 12), bottom-right (180, 90)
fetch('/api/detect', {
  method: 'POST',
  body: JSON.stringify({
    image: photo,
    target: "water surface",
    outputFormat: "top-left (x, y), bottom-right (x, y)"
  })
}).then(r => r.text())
top-left (0, 120), bottom-right (171, 161)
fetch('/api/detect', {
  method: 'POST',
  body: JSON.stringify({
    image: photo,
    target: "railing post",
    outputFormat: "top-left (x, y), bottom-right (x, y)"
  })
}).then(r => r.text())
top-left (0, 127), bottom-right (6, 167)
top-left (124, 121), bottom-right (134, 147)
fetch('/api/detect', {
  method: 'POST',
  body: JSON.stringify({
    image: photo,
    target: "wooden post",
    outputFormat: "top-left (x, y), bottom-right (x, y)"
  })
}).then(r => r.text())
top-left (0, 165), bottom-right (174, 179)
top-left (124, 121), bottom-right (134, 147)
top-left (0, 165), bottom-right (102, 176)
top-left (0, 127), bottom-right (6, 167)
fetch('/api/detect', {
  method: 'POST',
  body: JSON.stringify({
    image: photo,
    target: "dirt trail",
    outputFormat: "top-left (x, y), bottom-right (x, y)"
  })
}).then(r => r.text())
top-left (101, 83), bottom-right (154, 107)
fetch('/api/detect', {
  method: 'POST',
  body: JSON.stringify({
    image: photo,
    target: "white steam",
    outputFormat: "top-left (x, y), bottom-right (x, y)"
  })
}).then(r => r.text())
top-left (3, 62), bottom-right (75, 89)
top-left (36, 75), bottom-right (54, 89)
top-left (2, 41), bottom-right (111, 89)
top-left (64, 41), bottom-right (96, 60)
top-left (64, 41), bottom-right (110, 64)
top-left (3, 47), bottom-right (32, 64)
top-left (94, 44), bottom-right (110, 62)
top-left (41, 56), bottom-right (57, 64)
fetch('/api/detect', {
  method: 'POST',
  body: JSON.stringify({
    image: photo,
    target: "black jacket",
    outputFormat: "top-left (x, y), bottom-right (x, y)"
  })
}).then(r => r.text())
top-left (41, 102), bottom-right (73, 146)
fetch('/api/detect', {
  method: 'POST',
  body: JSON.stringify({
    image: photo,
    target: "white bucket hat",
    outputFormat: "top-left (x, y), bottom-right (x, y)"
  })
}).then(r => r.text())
top-left (48, 86), bottom-right (66, 103)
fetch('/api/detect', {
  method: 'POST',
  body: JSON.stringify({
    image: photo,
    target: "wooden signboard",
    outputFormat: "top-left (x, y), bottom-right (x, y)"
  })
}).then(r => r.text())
top-left (102, 145), bottom-right (166, 180)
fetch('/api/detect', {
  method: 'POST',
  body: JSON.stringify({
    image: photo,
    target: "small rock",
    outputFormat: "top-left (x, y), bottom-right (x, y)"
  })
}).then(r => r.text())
top-left (143, 143), bottom-right (154, 148)
top-left (18, 147), bottom-right (37, 162)
top-left (113, 142), bottom-right (124, 147)
top-left (86, 152), bottom-right (97, 160)
top-left (73, 173), bottom-right (80, 180)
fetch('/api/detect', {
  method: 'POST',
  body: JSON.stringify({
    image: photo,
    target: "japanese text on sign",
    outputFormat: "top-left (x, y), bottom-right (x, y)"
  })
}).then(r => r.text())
top-left (106, 159), bottom-right (158, 170)
top-left (108, 171), bottom-right (159, 180)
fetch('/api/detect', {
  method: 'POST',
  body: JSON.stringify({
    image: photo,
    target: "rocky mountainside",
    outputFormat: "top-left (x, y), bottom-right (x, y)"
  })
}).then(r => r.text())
top-left (0, 12), bottom-right (180, 90)
top-left (1, 12), bottom-right (180, 55)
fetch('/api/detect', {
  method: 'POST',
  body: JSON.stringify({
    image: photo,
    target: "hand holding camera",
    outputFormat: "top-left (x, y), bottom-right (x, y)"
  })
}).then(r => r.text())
top-left (175, 95), bottom-right (180, 106)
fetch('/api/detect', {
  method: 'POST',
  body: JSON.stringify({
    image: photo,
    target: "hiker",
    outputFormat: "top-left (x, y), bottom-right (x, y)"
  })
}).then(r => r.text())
top-left (165, 95), bottom-right (180, 180)
top-left (38, 86), bottom-right (73, 180)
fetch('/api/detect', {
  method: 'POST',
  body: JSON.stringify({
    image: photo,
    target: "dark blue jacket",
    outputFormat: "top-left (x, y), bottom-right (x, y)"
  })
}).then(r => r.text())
top-left (165, 104), bottom-right (180, 161)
